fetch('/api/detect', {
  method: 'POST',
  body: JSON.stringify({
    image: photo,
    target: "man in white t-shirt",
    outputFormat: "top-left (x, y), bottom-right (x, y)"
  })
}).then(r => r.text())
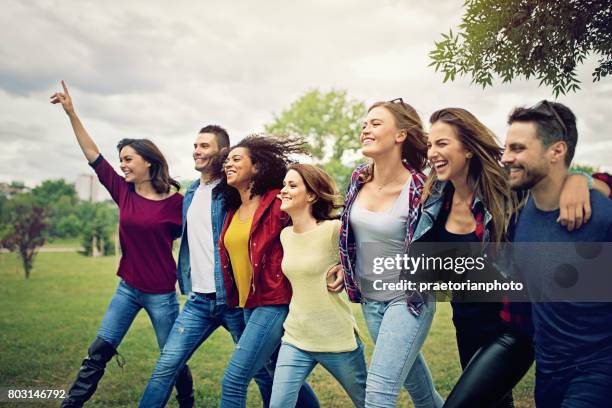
top-left (139, 125), bottom-right (273, 407)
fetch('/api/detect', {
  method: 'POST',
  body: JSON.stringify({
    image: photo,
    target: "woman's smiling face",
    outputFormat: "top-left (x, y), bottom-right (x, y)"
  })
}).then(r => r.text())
top-left (119, 145), bottom-right (150, 183)
top-left (224, 147), bottom-right (257, 189)
top-left (427, 121), bottom-right (471, 182)
top-left (360, 106), bottom-right (405, 158)
top-left (279, 169), bottom-right (314, 215)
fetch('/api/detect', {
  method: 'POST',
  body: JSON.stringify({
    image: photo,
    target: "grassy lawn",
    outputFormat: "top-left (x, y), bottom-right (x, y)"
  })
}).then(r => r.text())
top-left (42, 237), bottom-right (82, 249)
top-left (0, 252), bottom-right (535, 407)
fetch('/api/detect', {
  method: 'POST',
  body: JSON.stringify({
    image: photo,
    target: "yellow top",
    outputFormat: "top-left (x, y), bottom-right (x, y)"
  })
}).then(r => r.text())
top-left (280, 219), bottom-right (360, 352)
top-left (224, 214), bottom-right (253, 308)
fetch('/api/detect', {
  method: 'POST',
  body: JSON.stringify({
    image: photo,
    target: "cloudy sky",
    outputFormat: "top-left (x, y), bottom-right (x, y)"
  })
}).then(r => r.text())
top-left (2, 0), bottom-right (610, 187)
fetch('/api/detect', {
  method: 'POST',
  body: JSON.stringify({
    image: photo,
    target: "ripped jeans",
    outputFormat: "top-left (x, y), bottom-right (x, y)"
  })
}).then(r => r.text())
top-left (361, 300), bottom-right (443, 408)
top-left (220, 305), bottom-right (320, 408)
top-left (139, 292), bottom-right (272, 408)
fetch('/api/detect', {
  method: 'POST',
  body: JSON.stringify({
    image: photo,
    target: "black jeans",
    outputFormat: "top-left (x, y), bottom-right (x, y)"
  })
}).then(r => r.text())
top-left (443, 302), bottom-right (533, 408)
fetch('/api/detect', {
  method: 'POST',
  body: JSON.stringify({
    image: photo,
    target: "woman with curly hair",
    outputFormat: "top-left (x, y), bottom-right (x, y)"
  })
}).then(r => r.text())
top-left (270, 164), bottom-right (366, 408)
top-left (217, 135), bottom-right (319, 408)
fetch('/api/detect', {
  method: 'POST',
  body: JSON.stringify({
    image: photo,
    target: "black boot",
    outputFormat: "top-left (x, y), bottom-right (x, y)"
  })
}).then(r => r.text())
top-left (174, 365), bottom-right (194, 408)
top-left (60, 337), bottom-right (117, 408)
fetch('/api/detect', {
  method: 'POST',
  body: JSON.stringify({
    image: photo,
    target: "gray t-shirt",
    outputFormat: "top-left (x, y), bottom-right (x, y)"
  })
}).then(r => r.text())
top-left (350, 178), bottom-right (411, 302)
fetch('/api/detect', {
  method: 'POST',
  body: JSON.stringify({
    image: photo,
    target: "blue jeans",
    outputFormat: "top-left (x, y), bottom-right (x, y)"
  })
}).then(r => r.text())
top-left (97, 280), bottom-right (180, 350)
top-left (220, 305), bottom-right (320, 408)
top-left (138, 293), bottom-right (273, 408)
top-left (270, 338), bottom-right (367, 408)
top-left (361, 300), bottom-right (443, 408)
top-left (535, 364), bottom-right (612, 408)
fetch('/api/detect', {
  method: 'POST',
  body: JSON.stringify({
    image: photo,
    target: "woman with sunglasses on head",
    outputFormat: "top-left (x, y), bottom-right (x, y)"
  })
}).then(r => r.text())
top-left (339, 99), bottom-right (443, 408)
top-left (270, 164), bottom-right (367, 408)
top-left (217, 135), bottom-right (319, 408)
top-left (413, 107), bottom-right (608, 408)
top-left (51, 81), bottom-right (193, 408)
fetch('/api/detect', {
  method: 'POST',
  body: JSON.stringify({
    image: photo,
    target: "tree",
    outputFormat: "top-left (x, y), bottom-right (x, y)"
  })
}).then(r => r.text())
top-left (31, 179), bottom-right (80, 239)
top-left (0, 195), bottom-right (7, 220)
top-left (265, 89), bottom-right (366, 188)
top-left (0, 193), bottom-right (48, 278)
top-left (56, 213), bottom-right (82, 238)
top-left (429, 0), bottom-right (612, 97)
top-left (31, 179), bottom-right (77, 203)
top-left (78, 202), bottom-right (117, 257)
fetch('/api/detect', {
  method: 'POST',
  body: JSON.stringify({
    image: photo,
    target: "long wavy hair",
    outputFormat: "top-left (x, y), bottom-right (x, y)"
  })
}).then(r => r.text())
top-left (360, 100), bottom-right (428, 182)
top-left (116, 138), bottom-right (180, 194)
top-left (287, 163), bottom-right (342, 220)
top-left (219, 134), bottom-right (308, 210)
top-left (422, 108), bottom-right (516, 244)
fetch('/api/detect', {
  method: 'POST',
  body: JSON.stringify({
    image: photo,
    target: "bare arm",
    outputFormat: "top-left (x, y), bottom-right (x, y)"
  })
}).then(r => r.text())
top-left (593, 178), bottom-right (611, 198)
top-left (50, 80), bottom-right (100, 163)
top-left (558, 174), bottom-right (612, 231)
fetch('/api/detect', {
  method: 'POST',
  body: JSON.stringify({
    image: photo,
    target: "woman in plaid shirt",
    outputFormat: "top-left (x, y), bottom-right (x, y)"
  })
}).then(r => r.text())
top-left (339, 99), bottom-right (443, 408)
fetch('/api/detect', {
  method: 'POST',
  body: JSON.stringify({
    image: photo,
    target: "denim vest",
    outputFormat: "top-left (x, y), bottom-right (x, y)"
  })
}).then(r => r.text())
top-left (176, 179), bottom-right (228, 304)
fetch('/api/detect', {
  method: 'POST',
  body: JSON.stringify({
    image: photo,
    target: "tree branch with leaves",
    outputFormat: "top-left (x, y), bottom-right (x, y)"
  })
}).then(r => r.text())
top-left (429, 0), bottom-right (612, 96)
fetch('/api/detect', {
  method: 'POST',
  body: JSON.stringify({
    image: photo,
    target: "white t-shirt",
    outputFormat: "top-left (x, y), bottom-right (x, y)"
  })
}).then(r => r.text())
top-left (186, 181), bottom-right (218, 293)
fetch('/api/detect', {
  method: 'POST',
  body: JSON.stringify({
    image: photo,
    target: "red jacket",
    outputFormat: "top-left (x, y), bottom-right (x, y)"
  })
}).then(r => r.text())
top-left (219, 189), bottom-right (292, 308)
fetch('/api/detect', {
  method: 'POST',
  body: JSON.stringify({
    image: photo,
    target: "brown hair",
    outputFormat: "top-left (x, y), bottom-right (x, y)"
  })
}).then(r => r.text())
top-left (423, 108), bottom-right (516, 244)
top-left (507, 101), bottom-right (577, 167)
top-left (287, 163), bottom-right (341, 221)
top-left (360, 101), bottom-right (428, 182)
top-left (117, 138), bottom-right (181, 194)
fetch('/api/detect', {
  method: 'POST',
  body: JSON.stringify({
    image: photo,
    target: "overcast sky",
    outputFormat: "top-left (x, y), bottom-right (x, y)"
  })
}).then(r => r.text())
top-left (2, 0), bottom-right (610, 187)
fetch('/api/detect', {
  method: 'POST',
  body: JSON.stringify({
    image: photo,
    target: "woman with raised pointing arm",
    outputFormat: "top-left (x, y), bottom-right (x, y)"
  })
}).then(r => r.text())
top-left (51, 81), bottom-right (194, 408)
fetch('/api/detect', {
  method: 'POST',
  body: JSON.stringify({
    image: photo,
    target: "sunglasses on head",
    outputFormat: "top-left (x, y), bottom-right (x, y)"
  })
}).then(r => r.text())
top-left (533, 100), bottom-right (568, 138)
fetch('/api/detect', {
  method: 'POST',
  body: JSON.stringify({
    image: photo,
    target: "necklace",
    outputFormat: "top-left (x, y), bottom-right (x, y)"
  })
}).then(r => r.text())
top-left (375, 183), bottom-right (388, 191)
top-left (374, 176), bottom-right (400, 191)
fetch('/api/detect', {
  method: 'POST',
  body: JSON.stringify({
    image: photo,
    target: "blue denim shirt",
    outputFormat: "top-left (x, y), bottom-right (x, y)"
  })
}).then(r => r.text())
top-left (176, 179), bottom-right (228, 304)
top-left (412, 180), bottom-right (492, 244)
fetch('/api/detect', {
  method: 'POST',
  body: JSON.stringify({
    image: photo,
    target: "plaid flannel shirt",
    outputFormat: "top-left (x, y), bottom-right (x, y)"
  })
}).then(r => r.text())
top-left (339, 162), bottom-right (426, 316)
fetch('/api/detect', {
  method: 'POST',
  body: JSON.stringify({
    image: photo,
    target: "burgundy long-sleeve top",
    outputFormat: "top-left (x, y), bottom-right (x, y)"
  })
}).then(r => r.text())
top-left (90, 155), bottom-right (182, 293)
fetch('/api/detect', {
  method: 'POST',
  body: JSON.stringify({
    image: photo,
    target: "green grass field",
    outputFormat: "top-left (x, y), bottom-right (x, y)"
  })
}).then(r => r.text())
top-left (42, 238), bottom-right (82, 248)
top-left (0, 252), bottom-right (535, 407)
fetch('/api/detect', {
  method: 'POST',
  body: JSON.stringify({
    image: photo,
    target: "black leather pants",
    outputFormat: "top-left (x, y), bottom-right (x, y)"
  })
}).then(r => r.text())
top-left (443, 329), bottom-right (534, 408)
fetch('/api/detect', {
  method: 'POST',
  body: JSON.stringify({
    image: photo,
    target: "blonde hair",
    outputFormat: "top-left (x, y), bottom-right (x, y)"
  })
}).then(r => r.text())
top-left (360, 101), bottom-right (428, 182)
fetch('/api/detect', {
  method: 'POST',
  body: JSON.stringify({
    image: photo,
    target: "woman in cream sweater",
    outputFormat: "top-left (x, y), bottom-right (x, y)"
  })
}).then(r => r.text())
top-left (270, 163), bottom-right (366, 408)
